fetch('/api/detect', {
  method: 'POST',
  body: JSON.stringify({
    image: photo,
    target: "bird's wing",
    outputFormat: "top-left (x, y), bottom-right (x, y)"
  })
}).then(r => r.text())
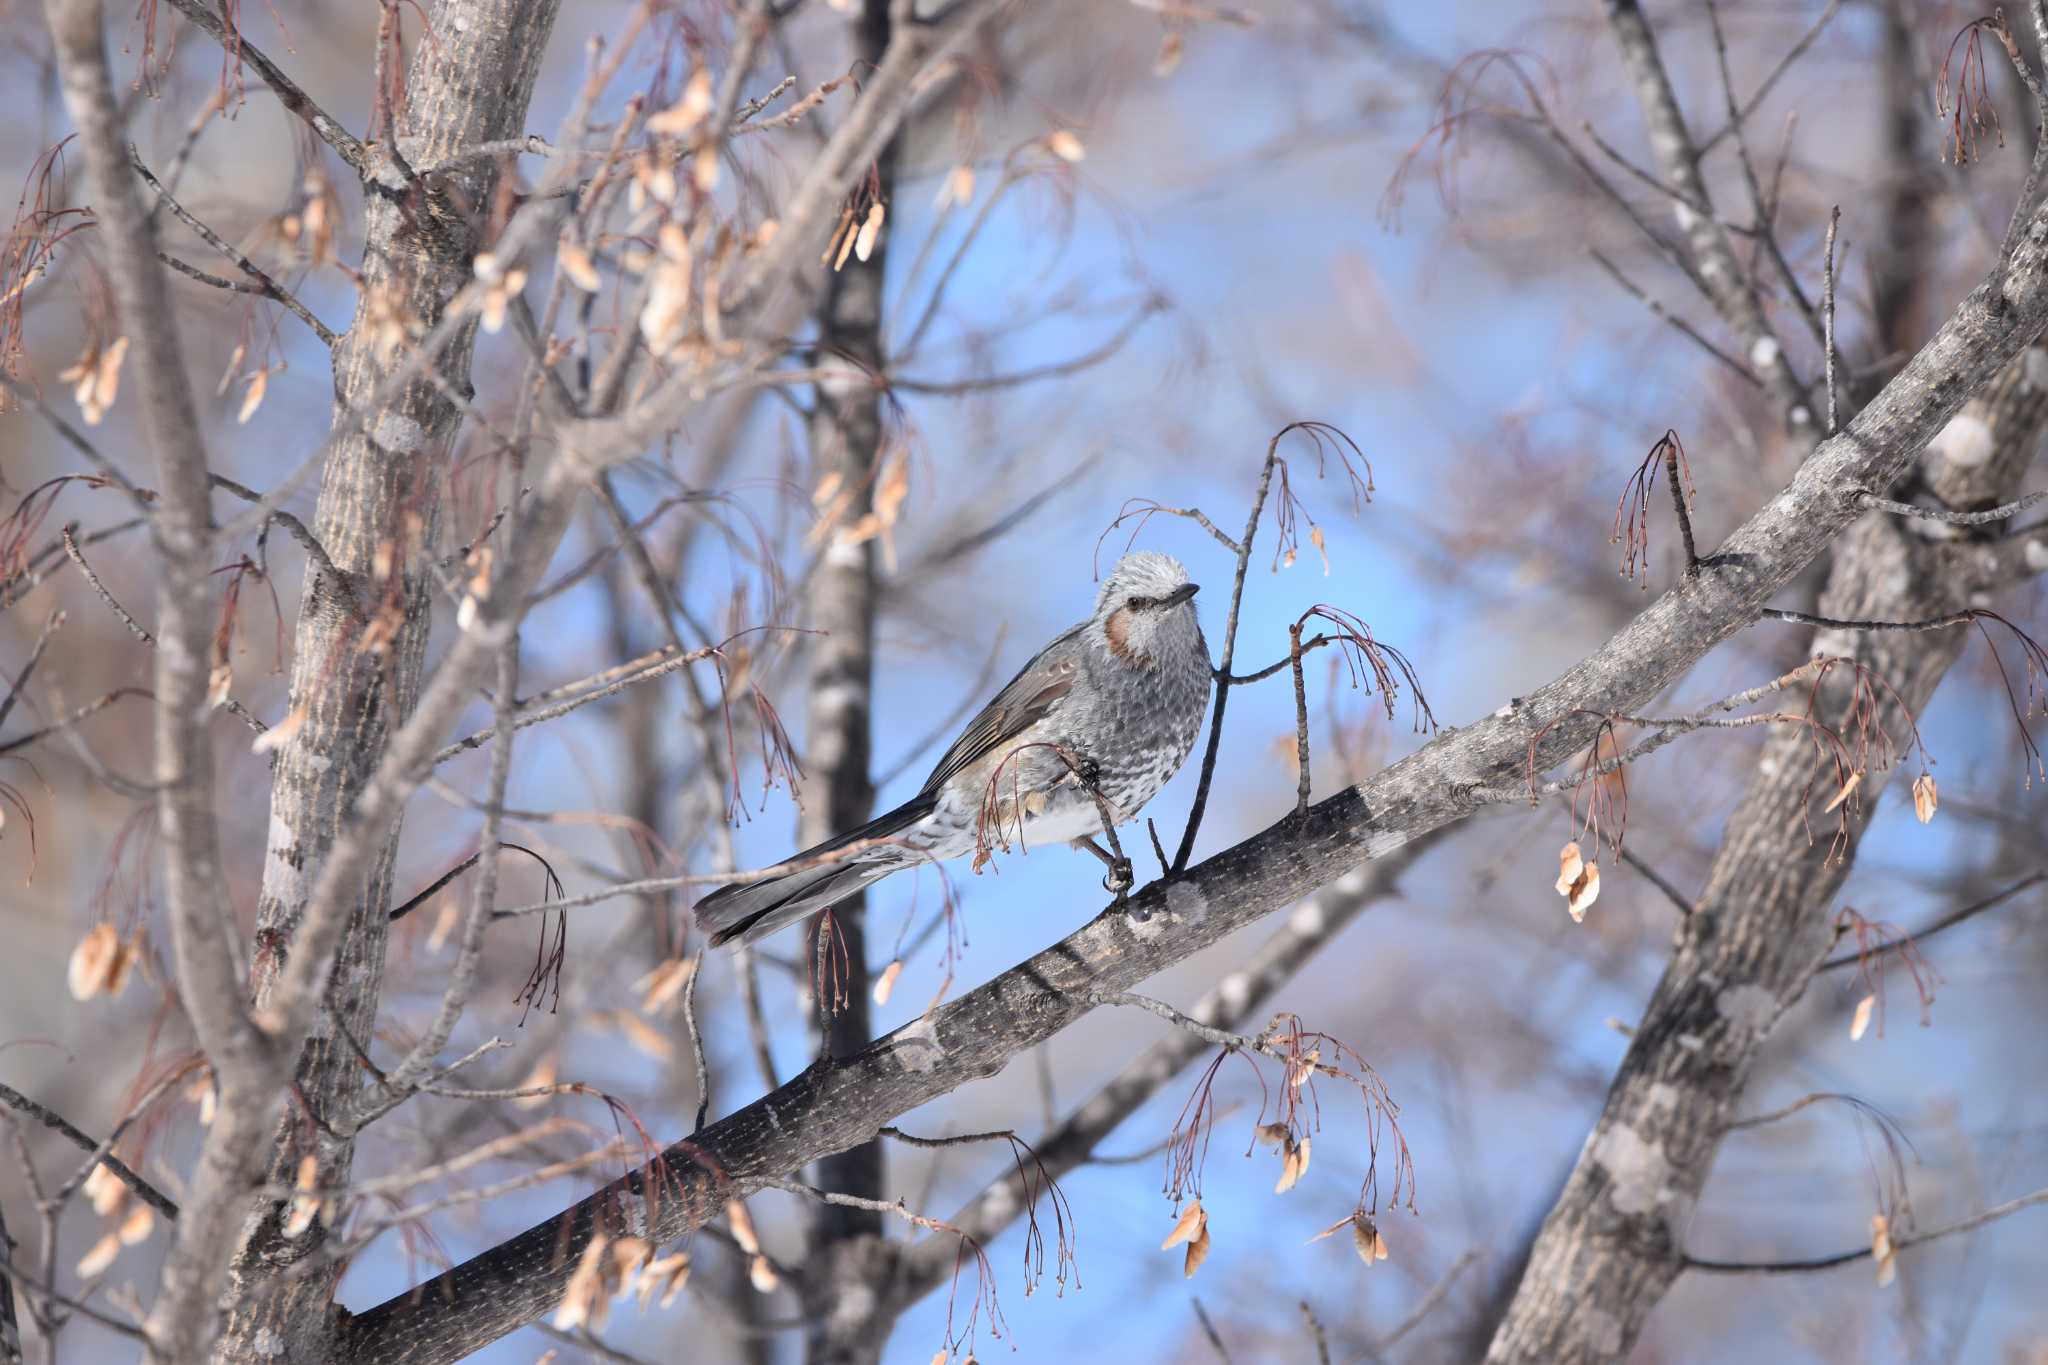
top-left (919, 624), bottom-right (1084, 797)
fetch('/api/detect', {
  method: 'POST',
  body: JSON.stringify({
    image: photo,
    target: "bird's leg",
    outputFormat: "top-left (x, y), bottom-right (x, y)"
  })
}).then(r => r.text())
top-left (1074, 835), bottom-right (1135, 903)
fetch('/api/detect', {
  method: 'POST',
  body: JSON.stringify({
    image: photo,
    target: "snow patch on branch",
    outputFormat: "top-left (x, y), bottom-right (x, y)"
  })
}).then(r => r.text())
top-left (1582, 1307), bottom-right (1625, 1355)
top-left (1931, 412), bottom-right (1994, 468)
top-left (890, 1014), bottom-right (944, 1073)
top-left (1715, 983), bottom-right (1778, 1037)
top-left (1165, 879), bottom-right (1209, 925)
top-left (1592, 1123), bottom-right (1671, 1217)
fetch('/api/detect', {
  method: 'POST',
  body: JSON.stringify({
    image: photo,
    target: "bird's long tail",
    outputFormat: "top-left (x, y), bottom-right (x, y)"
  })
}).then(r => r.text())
top-left (694, 794), bottom-right (938, 947)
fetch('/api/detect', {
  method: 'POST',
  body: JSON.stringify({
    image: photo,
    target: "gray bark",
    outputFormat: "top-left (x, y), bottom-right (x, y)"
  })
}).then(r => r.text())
top-left (0, 1199), bottom-right (20, 1365)
top-left (798, 1), bottom-right (895, 1360)
top-left (41, 4), bottom-right (269, 1359)
top-left (338, 189), bottom-right (2048, 1360)
top-left (1483, 352), bottom-right (2048, 1364)
top-left (218, 1), bottom-right (560, 1359)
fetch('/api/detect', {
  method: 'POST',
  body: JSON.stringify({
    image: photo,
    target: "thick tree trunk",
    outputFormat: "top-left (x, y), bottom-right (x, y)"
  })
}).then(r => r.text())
top-left (799, 2), bottom-right (895, 1359)
top-left (1483, 349), bottom-right (2048, 1363)
top-left (219, 2), bottom-right (560, 1359)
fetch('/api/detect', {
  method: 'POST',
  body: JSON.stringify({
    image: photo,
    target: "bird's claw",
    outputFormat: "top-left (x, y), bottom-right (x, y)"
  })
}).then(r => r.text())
top-left (1102, 857), bottom-right (1134, 900)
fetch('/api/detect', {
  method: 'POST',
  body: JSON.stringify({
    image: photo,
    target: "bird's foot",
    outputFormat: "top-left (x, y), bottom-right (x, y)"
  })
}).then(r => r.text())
top-left (1101, 856), bottom-right (1134, 901)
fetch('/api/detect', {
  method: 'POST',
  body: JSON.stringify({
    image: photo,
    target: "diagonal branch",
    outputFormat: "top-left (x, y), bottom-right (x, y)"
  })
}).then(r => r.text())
top-left (341, 176), bottom-right (2048, 1354)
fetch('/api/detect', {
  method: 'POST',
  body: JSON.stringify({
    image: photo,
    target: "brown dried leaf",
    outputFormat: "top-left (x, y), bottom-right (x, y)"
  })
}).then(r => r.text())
top-left (692, 144), bottom-right (720, 192)
top-left (83, 1163), bottom-right (125, 1217)
top-left (832, 209), bottom-right (860, 272)
top-left (216, 341), bottom-right (247, 396)
top-left (853, 201), bottom-right (886, 263)
top-left (558, 239), bottom-right (601, 293)
top-left (283, 1153), bottom-right (322, 1238)
top-left (648, 69), bottom-right (714, 135)
top-left (237, 366), bottom-right (270, 424)
top-left (1351, 1214), bottom-right (1389, 1265)
top-left (553, 1233), bottom-right (611, 1331)
top-left (935, 164), bottom-right (976, 210)
top-left (748, 1253), bottom-right (780, 1293)
top-left (116, 1200), bottom-right (154, 1246)
top-left (1554, 841), bottom-right (1584, 896)
top-left (728, 1198), bottom-right (761, 1255)
top-left (636, 1251), bottom-right (691, 1311)
top-left (822, 206), bottom-right (855, 268)
top-left (637, 955), bottom-right (696, 1015)
top-left (478, 269), bottom-right (526, 335)
top-left (75, 1231), bottom-right (121, 1278)
top-left (612, 1010), bottom-right (674, 1061)
top-left (514, 1053), bottom-right (557, 1109)
top-left (1274, 1136), bottom-right (1307, 1194)
top-left (1182, 1223), bottom-right (1211, 1278)
top-left (1911, 773), bottom-right (1938, 825)
top-left (873, 959), bottom-right (904, 1006)
top-left (252, 703), bottom-right (307, 755)
top-left (1161, 1198), bottom-right (1205, 1250)
top-left (610, 1236), bottom-right (653, 1301)
top-left (102, 937), bottom-right (137, 999)
top-left (68, 922), bottom-right (119, 1001)
top-left (1566, 862), bottom-right (1601, 923)
top-left (1821, 769), bottom-right (1864, 814)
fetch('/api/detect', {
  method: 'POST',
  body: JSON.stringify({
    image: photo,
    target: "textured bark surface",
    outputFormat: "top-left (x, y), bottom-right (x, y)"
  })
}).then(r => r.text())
top-left (40, 5), bottom-right (272, 1360)
top-left (0, 1201), bottom-right (19, 1365)
top-left (220, 1), bottom-right (560, 1359)
top-left (338, 189), bottom-right (2048, 1357)
top-left (1483, 351), bottom-right (2048, 1365)
top-left (798, 1), bottom-right (894, 1360)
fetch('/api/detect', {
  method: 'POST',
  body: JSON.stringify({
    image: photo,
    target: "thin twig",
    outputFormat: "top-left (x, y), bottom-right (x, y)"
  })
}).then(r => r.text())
top-left (0, 375), bottom-right (150, 506)
top-left (433, 645), bottom-right (716, 765)
top-left (1587, 249), bottom-right (1760, 389)
top-left (1616, 844), bottom-right (1694, 916)
top-left (1817, 871), bottom-right (2046, 972)
top-left (61, 526), bottom-right (150, 645)
top-left (1364, 1248), bottom-right (1481, 1357)
top-left (160, 0), bottom-right (373, 173)
top-left (1682, 1187), bottom-right (2048, 1273)
top-left (208, 475), bottom-right (358, 614)
top-left (1860, 488), bottom-right (2048, 524)
top-left (1174, 431), bottom-right (1286, 872)
top-left (0, 611), bottom-right (64, 738)
top-left (0, 1083), bottom-right (178, 1220)
top-left (126, 149), bottom-right (338, 347)
top-left (1760, 607), bottom-right (1975, 633)
top-left (1823, 205), bottom-right (1841, 434)
top-left (1695, 0), bottom-right (1845, 154)
top-left (1192, 1298), bottom-right (1235, 1364)
top-left (1298, 1300), bottom-right (1328, 1365)
top-left (60, 527), bottom-right (266, 734)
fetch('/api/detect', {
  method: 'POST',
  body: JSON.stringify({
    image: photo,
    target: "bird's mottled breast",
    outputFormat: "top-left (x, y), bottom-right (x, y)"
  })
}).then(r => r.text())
top-left (1082, 621), bottom-right (1211, 813)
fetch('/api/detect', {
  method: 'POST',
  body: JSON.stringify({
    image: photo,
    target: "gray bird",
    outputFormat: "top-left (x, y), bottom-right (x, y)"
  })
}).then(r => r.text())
top-left (696, 551), bottom-right (1212, 946)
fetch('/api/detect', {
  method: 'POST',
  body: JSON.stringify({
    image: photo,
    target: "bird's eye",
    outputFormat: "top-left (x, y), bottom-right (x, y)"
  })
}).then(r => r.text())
top-left (1125, 595), bottom-right (1145, 611)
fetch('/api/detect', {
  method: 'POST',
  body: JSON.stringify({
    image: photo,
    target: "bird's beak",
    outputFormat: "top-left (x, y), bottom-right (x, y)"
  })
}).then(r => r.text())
top-left (1164, 582), bottom-right (1199, 608)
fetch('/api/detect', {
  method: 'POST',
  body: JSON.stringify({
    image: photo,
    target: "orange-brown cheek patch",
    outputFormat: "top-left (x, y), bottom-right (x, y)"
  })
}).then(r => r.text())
top-left (1105, 606), bottom-right (1141, 663)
